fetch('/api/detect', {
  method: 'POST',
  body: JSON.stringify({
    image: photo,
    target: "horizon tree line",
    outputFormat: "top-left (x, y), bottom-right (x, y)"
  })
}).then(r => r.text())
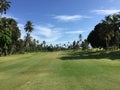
top-left (2, 0), bottom-right (120, 56)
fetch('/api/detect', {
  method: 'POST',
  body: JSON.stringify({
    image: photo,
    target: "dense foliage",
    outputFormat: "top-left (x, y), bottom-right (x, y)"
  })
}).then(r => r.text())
top-left (88, 14), bottom-right (120, 49)
top-left (0, 18), bottom-right (20, 55)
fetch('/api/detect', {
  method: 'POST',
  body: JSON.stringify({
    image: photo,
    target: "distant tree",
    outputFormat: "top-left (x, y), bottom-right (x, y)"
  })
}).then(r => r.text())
top-left (79, 34), bottom-right (82, 43)
top-left (24, 21), bottom-right (34, 33)
top-left (81, 39), bottom-right (89, 50)
top-left (31, 39), bottom-right (37, 51)
top-left (72, 40), bottom-right (79, 49)
top-left (73, 40), bottom-right (76, 48)
top-left (42, 40), bottom-right (46, 48)
top-left (24, 21), bottom-right (34, 52)
top-left (63, 44), bottom-right (66, 48)
top-left (36, 40), bottom-right (39, 45)
top-left (24, 33), bottom-right (32, 52)
top-left (47, 44), bottom-right (54, 51)
top-left (16, 39), bottom-right (25, 53)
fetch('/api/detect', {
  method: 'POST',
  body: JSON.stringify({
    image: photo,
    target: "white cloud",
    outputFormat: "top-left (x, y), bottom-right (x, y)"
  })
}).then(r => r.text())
top-left (2, 14), bottom-right (18, 20)
top-left (53, 15), bottom-right (90, 22)
top-left (65, 30), bottom-right (85, 34)
top-left (92, 9), bottom-right (120, 15)
top-left (31, 25), bottom-right (62, 43)
top-left (32, 35), bottom-right (60, 43)
top-left (18, 23), bottom-right (26, 39)
top-left (18, 24), bottom-right (24, 31)
top-left (18, 23), bottom-right (63, 43)
top-left (34, 26), bottom-right (53, 37)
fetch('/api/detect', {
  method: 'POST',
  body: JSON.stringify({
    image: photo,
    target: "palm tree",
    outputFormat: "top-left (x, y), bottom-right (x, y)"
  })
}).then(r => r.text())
top-left (103, 14), bottom-right (120, 48)
top-left (0, 0), bottom-right (11, 17)
top-left (111, 14), bottom-right (120, 47)
top-left (24, 21), bottom-right (34, 52)
top-left (24, 21), bottom-right (34, 33)
top-left (43, 40), bottom-right (46, 48)
top-left (24, 33), bottom-right (32, 52)
top-left (79, 34), bottom-right (82, 42)
top-left (98, 22), bottom-right (114, 49)
top-left (36, 40), bottom-right (39, 44)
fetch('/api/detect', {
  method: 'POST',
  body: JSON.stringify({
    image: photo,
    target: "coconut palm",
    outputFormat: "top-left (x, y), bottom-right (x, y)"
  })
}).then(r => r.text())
top-left (24, 33), bottom-right (32, 52)
top-left (43, 40), bottom-right (46, 48)
top-left (103, 14), bottom-right (120, 48)
top-left (24, 21), bottom-right (34, 52)
top-left (0, 0), bottom-right (11, 17)
top-left (24, 21), bottom-right (34, 33)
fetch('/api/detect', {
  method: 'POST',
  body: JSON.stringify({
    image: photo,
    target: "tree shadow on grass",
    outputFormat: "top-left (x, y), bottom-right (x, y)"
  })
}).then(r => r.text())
top-left (60, 50), bottom-right (120, 60)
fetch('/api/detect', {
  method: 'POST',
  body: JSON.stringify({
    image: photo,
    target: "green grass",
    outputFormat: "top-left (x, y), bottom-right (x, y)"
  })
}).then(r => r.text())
top-left (0, 50), bottom-right (120, 90)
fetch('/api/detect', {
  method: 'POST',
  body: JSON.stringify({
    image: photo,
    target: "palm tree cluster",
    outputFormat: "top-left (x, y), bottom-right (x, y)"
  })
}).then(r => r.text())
top-left (88, 13), bottom-right (120, 49)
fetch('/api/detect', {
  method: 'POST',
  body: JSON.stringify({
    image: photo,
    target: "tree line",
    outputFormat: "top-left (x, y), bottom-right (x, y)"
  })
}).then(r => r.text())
top-left (1, 0), bottom-right (120, 56)
top-left (0, 0), bottom-right (90, 56)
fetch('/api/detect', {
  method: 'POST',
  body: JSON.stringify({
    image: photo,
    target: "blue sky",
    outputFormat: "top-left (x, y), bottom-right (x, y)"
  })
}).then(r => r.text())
top-left (4, 0), bottom-right (120, 44)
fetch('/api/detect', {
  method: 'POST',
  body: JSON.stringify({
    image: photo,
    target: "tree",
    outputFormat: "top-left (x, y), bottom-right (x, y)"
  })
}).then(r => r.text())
top-left (81, 39), bottom-right (89, 50)
top-left (87, 23), bottom-right (114, 49)
top-left (0, 0), bottom-right (11, 17)
top-left (78, 34), bottom-right (82, 48)
top-left (31, 39), bottom-right (37, 52)
top-left (7, 18), bottom-right (21, 54)
top-left (98, 23), bottom-right (114, 49)
top-left (79, 34), bottom-right (82, 43)
top-left (24, 33), bottom-right (32, 52)
top-left (24, 21), bottom-right (34, 52)
top-left (16, 39), bottom-right (25, 53)
top-left (88, 29), bottom-right (104, 48)
top-left (24, 21), bottom-right (34, 33)
top-left (88, 13), bottom-right (120, 49)
top-left (72, 40), bottom-right (79, 49)
top-left (42, 40), bottom-right (46, 48)
top-left (0, 28), bottom-right (12, 55)
top-left (0, 17), bottom-right (20, 55)
top-left (103, 14), bottom-right (120, 47)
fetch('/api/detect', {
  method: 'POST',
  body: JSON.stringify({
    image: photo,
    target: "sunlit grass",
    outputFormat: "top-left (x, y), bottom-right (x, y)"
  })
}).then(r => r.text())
top-left (0, 51), bottom-right (120, 90)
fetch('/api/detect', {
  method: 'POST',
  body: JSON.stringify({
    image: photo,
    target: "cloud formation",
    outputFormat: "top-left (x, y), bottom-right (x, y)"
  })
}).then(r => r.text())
top-left (53, 15), bottom-right (90, 22)
top-left (32, 25), bottom-right (62, 42)
top-left (65, 30), bottom-right (85, 34)
top-left (3, 14), bottom-right (18, 20)
top-left (18, 23), bottom-right (63, 43)
top-left (92, 9), bottom-right (120, 15)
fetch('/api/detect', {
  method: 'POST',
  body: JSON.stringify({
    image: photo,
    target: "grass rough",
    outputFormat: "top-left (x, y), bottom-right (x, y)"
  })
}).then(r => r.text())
top-left (0, 51), bottom-right (120, 90)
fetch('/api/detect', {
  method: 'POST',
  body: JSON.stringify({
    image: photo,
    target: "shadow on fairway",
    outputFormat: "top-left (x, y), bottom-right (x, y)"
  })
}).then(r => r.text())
top-left (60, 50), bottom-right (120, 60)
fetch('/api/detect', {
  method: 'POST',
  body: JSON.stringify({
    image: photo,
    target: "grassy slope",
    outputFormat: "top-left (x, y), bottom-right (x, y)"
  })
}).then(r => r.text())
top-left (0, 51), bottom-right (120, 90)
